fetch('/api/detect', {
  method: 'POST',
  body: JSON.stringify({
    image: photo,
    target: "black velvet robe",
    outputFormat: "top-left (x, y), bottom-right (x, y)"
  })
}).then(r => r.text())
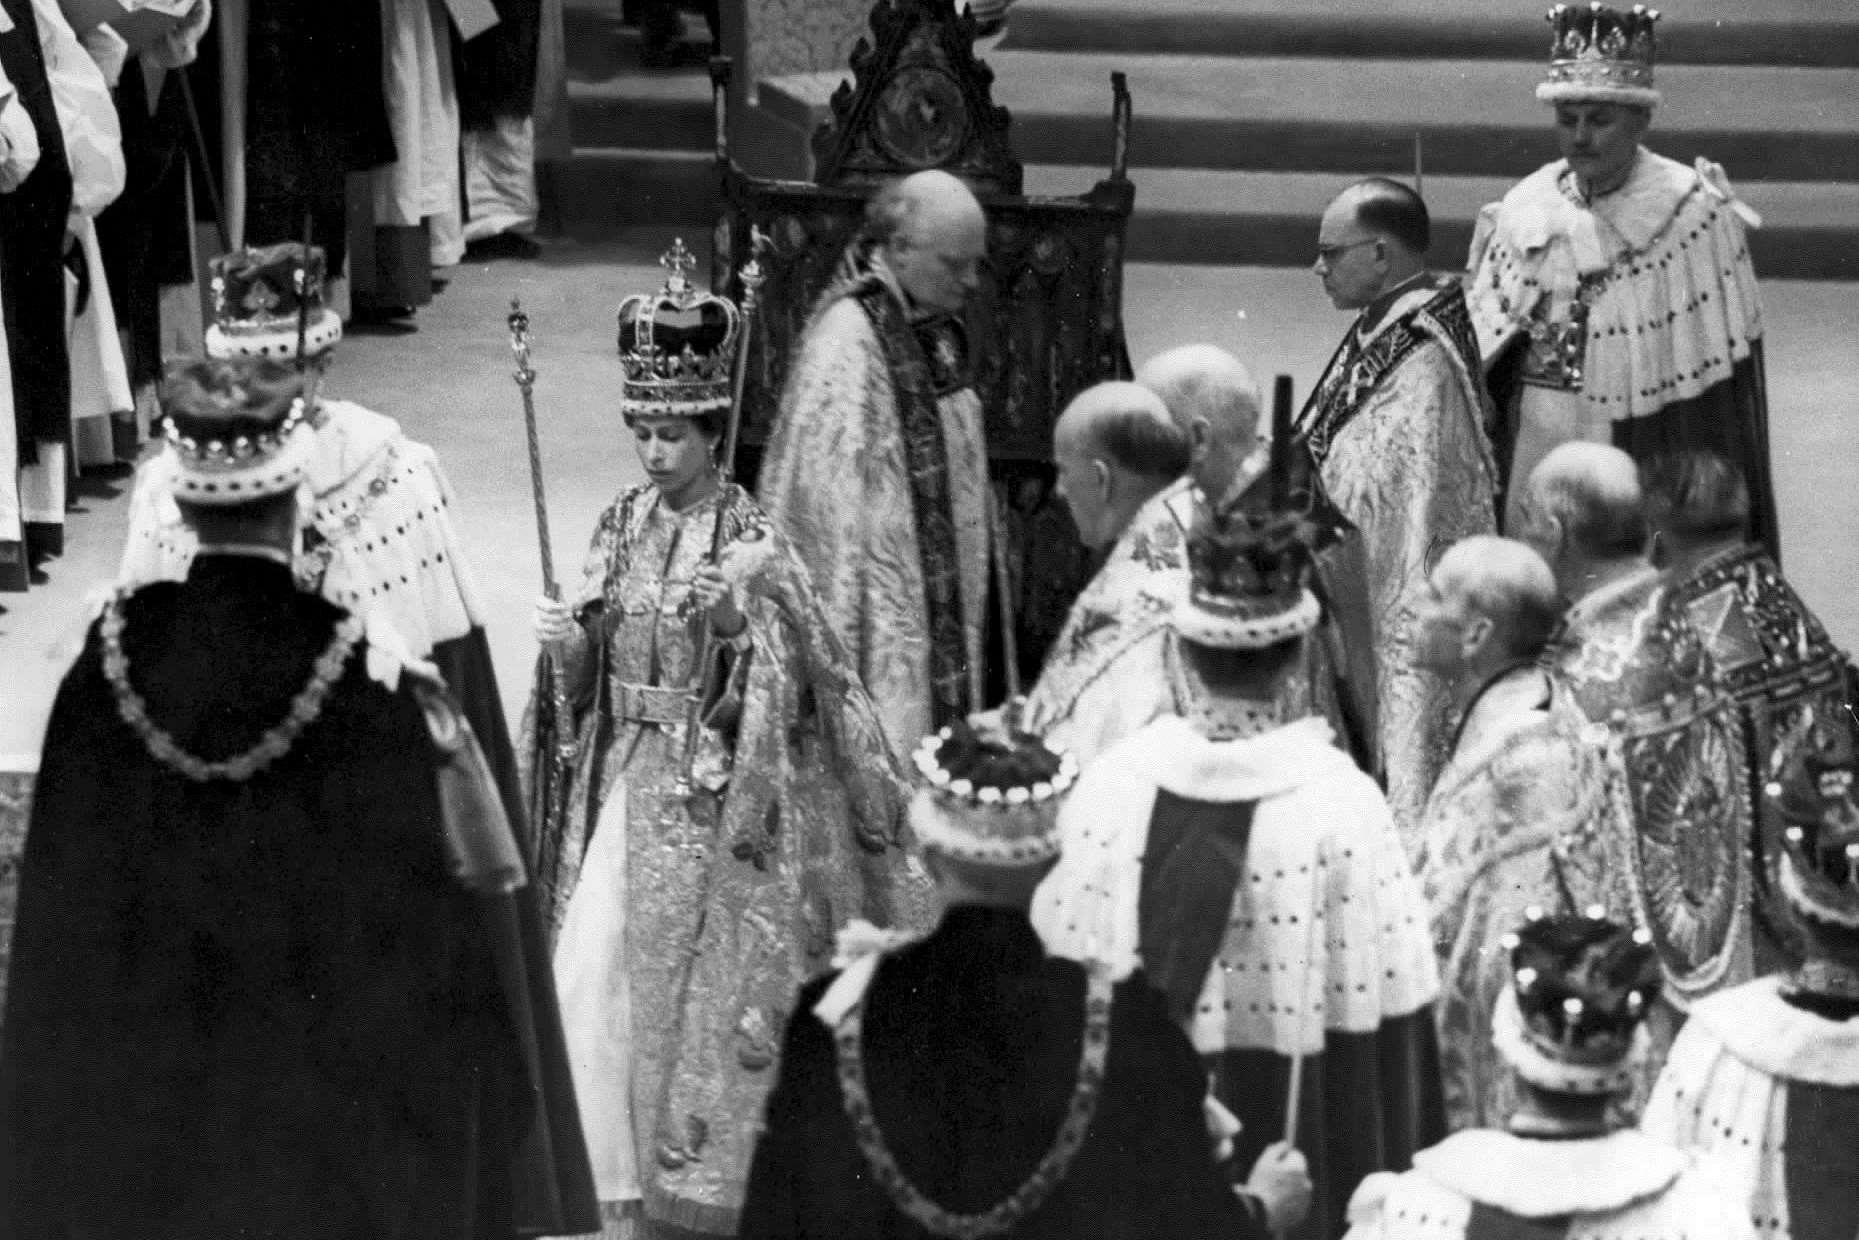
top-left (739, 906), bottom-right (1269, 1240)
top-left (457, 0), bottom-right (539, 129)
top-left (0, 556), bottom-right (548, 1240)
top-left (0, 0), bottom-right (73, 463)
top-left (186, 0), bottom-right (395, 272)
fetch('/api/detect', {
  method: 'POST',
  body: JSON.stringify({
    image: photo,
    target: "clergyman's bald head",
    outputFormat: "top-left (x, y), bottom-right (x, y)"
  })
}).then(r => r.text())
top-left (868, 170), bottom-right (988, 316)
top-left (1433, 535), bottom-right (1563, 660)
top-left (1135, 345), bottom-right (1261, 500)
top-left (1055, 381), bottom-right (1188, 481)
top-left (1053, 381), bottom-right (1189, 549)
top-left (866, 170), bottom-right (985, 244)
top-left (1524, 442), bottom-right (1649, 564)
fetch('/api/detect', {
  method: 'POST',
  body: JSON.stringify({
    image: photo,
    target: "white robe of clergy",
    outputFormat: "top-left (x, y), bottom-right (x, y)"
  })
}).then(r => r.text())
top-left (18, 0), bottom-right (127, 534)
top-left (1021, 476), bottom-right (1191, 765)
top-left (1641, 977), bottom-right (1859, 1240)
top-left (1298, 274), bottom-right (1498, 855)
top-left (1032, 713), bottom-right (1443, 1240)
top-left (0, 52), bottom-right (34, 588)
top-left (1344, 1129), bottom-right (1754, 1240)
top-left (757, 267), bottom-right (992, 755)
top-left (1414, 665), bottom-right (1636, 1131)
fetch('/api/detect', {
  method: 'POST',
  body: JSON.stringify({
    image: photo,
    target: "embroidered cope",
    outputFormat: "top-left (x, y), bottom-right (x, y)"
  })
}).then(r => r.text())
top-left (1300, 275), bottom-right (1499, 854)
top-left (757, 280), bottom-right (992, 754)
top-left (1022, 478), bottom-right (1192, 765)
top-left (1414, 666), bottom-right (1636, 1129)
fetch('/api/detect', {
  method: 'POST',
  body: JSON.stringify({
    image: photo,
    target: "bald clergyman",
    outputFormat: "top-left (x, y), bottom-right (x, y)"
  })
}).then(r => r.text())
top-left (1021, 380), bottom-right (1193, 764)
top-left (759, 170), bottom-right (996, 754)
top-left (1300, 178), bottom-right (1498, 855)
top-left (1409, 535), bottom-right (1631, 1131)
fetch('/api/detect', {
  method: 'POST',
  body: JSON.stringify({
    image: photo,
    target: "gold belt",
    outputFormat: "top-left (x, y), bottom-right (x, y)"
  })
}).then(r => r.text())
top-left (613, 681), bottom-right (689, 726)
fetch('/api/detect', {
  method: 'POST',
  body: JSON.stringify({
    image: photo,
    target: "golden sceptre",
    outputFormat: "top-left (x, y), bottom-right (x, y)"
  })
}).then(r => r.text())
top-left (508, 300), bottom-right (578, 842)
top-left (672, 227), bottom-right (772, 797)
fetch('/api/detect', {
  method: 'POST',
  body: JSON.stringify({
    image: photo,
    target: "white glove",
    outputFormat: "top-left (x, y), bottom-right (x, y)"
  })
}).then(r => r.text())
top-left (532, 594), bottom-right (581, 651)
top-left (1245, 1141), bottom-right (1313, 1235)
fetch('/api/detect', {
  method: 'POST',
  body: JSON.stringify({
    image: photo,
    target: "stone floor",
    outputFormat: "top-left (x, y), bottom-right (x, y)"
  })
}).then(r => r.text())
top-left (2, 229), bottom-right (1856, 763)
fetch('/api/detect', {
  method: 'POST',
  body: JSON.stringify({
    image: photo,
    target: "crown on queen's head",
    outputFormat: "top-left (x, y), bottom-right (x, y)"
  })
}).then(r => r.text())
top-left (206, 243), bottom-right (343, 361)
top-left (1770, 722), bottom-right (1859, 934)
top-left (615, 239), bottom-right (742, 419)
top-left (1539, 3), bottom-right (1661, 108)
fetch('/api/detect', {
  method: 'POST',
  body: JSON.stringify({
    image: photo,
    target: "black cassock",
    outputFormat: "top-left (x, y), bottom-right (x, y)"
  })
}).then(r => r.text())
top-left (0, 555), bottom-right (593, 1240)
top-left (739, 906), bottom-right (1267, 1240)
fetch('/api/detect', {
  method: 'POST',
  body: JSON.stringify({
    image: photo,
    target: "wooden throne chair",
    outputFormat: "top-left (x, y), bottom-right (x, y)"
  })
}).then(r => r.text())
top-left (708, 0), bottom-right (1134, 684)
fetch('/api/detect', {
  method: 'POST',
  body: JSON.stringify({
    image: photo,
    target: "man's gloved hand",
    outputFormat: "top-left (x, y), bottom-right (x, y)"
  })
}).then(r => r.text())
top-left (1244, 1141), bottom-right (1313, 1234)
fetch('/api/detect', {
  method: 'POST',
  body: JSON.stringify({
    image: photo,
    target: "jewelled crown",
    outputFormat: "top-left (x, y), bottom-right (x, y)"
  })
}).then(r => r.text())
top-left (1493, 907), bottom-right (1660, 1095)
top-left (206, 243), bottom-right (343, 362)
top-left (1770, 723), bottom-right (1859, 934)
top-left (1174, 489), bottom-right (1324, 650)
top-left (909, 712), bottom-right (1079, 867)
top-left (1538, 3), bottom-right (1661, 108)
top-left (616, 239), bottom-right (741, 418)
top-left (160, 355), bottom-right (313, 506)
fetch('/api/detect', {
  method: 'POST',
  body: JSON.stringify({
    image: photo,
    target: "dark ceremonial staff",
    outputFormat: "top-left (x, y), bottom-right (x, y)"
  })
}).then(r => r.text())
top-left (294, 210), bottom-right (313, 366)
top-left (508, 300), bottom-right (577, 843)
top-left (989, 490), bottom-right (1021, 704)
top-left (176, 70), bottom-right (230, 253)
top-left (293, 211), bottom-right (322, 414)
top-left (674, 227), bottom-right (771, 796)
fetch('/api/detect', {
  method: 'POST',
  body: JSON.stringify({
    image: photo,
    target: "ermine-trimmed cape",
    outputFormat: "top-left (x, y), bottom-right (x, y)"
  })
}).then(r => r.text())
top-left (1468, 149), bottom-right (1776, 556)
top-left (1642, 976), bottom-right (1859, 1240)
top-left (1344, 1128), bottom-right (1755, 1240)
top-left (1033, 714), bottom-right (1444, 1239)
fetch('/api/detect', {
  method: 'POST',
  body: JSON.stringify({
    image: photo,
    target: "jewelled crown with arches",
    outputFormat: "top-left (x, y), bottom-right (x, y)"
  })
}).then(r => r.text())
top-left (1174, 495), bottom-right (1323, 651)
top-left (206, 243), bottom-right (343, 362)
top-left (1538, 3), bottom-right (1661, 108)
top-left (615, 239), bottom-right (742, 418)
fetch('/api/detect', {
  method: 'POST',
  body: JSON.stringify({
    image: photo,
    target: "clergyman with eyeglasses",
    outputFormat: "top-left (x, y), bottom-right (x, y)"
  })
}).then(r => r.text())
top-left (1297, 176), bottom-right (1500, 858)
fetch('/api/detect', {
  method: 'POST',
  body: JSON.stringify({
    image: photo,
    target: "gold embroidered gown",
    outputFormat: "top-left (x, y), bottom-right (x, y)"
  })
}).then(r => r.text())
top-left (521, 482), bottom-right (920, 1237)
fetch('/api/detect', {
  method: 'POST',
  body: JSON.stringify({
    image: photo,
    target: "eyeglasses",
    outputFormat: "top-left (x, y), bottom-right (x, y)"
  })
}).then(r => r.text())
top-left (1314, 237), bottom-right (1380, 265)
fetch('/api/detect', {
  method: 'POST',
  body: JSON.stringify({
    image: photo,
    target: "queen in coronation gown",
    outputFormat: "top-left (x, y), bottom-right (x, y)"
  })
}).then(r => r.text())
top-left (521, 249), bottom-right (924, 1239)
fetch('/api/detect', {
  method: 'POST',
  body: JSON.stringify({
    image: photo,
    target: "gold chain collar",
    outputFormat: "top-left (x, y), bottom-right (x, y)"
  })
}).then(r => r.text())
top-left (835, 965), bottom-right (1114, 1238)
top-left (102, 589), bottom-right (363, 782)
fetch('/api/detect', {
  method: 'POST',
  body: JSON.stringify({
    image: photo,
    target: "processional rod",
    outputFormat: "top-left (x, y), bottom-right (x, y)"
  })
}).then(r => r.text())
top-left (673, 228), bottom-right (772, 796)
top-left (507, 301), bottom-right (577, 851)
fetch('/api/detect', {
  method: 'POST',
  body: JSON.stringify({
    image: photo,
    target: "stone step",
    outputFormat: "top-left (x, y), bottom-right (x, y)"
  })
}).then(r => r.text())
top-left (1000, 0), bottom-right (1859, 67)
top-left (550, 148), bottom-right (718, 237)
top-left (759, 51), bottom-right (1859, 181)
top-left (1021, 165), bottom-right (1859, 280)
top-left (569, 75), bottom-right (715, 151)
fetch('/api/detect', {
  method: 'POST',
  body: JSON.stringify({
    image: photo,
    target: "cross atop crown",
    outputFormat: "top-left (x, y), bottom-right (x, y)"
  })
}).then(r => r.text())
top-left (659, 238), bottom-right (699, 300)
